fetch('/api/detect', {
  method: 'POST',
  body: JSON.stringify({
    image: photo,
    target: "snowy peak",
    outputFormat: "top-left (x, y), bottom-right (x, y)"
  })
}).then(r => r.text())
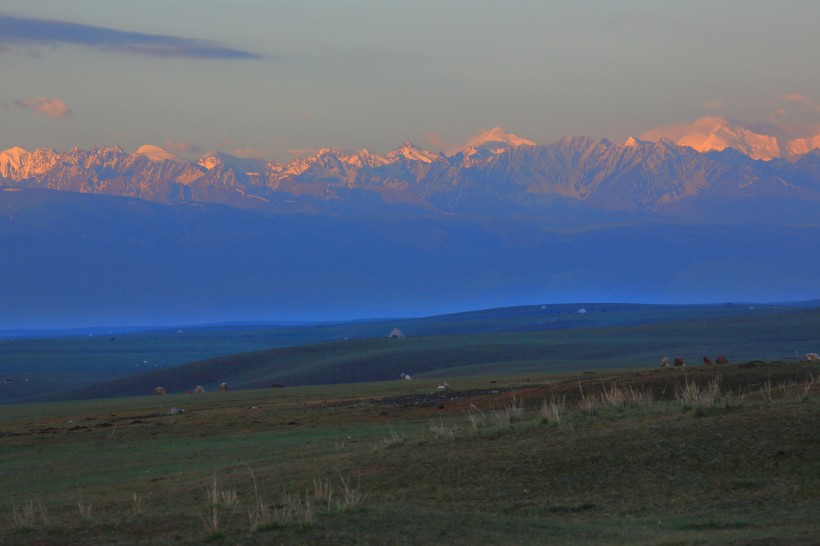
top-left (197, 152), bottom-right (266, 174)
top-left (134, 145), bottom-right (183, 163)
top-left (386, 141), bottom-right (441, 164)
top-left (462, 127), bottom-right (535, 153)
top-left (640, 117), bottom-right (785, 160)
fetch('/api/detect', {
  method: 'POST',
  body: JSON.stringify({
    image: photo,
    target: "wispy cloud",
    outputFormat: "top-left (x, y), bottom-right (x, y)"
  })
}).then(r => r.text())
top-left (14, 96), bottom-right (73, 119)
top-left (287, 147), bottom-right (318, 159)
top-left (164, 140), bottom-right (201, 155)
top-left (0, 14), bottom-right (260, 60)
top-left (778, 92), bottom-right (820, 112)
top-left (233, 148), bottom-right (270, 159)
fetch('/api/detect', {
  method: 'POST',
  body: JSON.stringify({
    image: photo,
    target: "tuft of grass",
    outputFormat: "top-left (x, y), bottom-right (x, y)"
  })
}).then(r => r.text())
top-left (336, 474), bottom-right (365, 512)
top-left (374, 426), bottom-right (405, 450)
top-left (540, 395), bottom-right (566, 426)
top-left (246, 468), bottom-right (272, 533)
top-left (467, 405), bottom-right (488, 431)
top-left (676, 375), bottom-right (722, 411)
top-left (428, 419), bottom-right (458, 440)
top-left (77, 497), bottom-right (93, 520)
top-left (11, 499), bottom-right (49, 529)
top-left (490, 396), bottom-right (525, 428)
top-left (129, 492), bottom-right (144, 517)
top-left (578, 383), bottom-right (600, 416)
top-left (312, 477), bottom-right (333, 509)
top-left (203, 475), bottom-right (239, 533)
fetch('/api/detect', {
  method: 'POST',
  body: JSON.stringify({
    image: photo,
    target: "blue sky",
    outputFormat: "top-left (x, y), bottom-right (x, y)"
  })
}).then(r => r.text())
top-left (1, 0), bottom-right (819, 161)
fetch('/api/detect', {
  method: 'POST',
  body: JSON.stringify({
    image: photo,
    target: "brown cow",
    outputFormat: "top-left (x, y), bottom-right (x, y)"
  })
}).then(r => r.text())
top-left (716, 355), bottom-right (729, 364)
top-left (806, 353), bottom-right (820, 361)
top-left (673, 357), bottom-right (685, 367)
top-left (703, 357), bottom-right (713, 366)
top-left (219, 382), bottom-right (228, 391)
top-left (195, 385), bottom-right (205, 394)
top-left (155, 386), bottom-right (166, 396)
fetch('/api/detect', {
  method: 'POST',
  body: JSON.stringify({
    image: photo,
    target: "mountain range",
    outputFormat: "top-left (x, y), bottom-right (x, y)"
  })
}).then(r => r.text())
top-left (1, 122), bottom-right (819, 329)
top-left (2, 122), bottom-right (820, 222)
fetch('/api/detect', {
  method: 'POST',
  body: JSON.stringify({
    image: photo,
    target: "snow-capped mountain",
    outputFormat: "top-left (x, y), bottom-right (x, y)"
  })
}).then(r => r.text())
top-left (639, 116), bottom-right (820, 161)
top-left (1, 128), bottom-right (819, 219)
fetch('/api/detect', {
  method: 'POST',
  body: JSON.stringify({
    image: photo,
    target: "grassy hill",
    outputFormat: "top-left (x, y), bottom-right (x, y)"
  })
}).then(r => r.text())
top-left (1, 362), bottom-right (818, 544)
top-left (21, 303), bottom-right (820, 403)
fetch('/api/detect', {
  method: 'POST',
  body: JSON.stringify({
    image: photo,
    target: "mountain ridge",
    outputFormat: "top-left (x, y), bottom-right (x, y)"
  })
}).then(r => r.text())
top-left (2, 131), bottom-right (819, 220)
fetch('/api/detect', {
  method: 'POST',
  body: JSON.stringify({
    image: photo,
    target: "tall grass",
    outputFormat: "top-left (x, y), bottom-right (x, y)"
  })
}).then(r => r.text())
top-left (676, 375), bottom-right (722, 411)
top-left (540, 395), bottom-right (566, 426)
top-left (203, 475), bottom-right (239, 533)
top-left (11, 499), bottom-right (49, 529)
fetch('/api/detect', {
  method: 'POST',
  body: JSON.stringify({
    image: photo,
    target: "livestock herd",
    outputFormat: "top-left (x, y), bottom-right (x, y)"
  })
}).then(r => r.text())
top-left (661, 353), bottom-right (819, 367)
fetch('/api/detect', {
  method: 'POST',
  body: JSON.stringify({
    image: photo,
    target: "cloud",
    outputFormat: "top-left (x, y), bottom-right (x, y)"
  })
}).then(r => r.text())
top-left (232, 148), bottom-right (270, 159)
top-left (704, 100), bottom-right (726, 110)
top-left (778, 92), bottom-right (820, 112)
top-left (164, 140), bottom-right (201, 155)
top-left (0, 14), bottom-right (260, 60)
top-left (287, 147), bottom-right (318, 158)
top-left (423, 132), bottom-right (452, 152)
top-left (14, 96), bottom-right (73, 119)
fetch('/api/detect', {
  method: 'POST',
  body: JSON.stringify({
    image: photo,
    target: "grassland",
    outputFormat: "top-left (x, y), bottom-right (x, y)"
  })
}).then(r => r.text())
top-left (4, 301), bottom-right (818, 403)
top-left (22, 303), bottom-right (820, 403)
top-left (2, 361), bottom-right (818, 545)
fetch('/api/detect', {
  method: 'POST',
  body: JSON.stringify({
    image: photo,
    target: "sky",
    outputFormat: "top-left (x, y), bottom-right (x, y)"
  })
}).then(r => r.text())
top-left (1, 0), bottom-right (819, 162)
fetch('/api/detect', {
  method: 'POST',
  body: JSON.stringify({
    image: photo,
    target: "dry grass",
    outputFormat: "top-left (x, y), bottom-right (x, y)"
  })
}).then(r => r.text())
top-left (539, 395), bottom-right (566, 426)
top-left (676, 374), bottom-right (722, 411)
top-left (11, 499), bottom-right (49, 529)
top-left (428, 419), bottom-right (458, 440)
top-left (203, 475), bottom-right (239, 533)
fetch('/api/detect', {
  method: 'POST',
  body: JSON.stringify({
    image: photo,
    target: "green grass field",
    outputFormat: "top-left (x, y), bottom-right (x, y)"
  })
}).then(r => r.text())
top-left (1, 361), bottom-right (818, 545)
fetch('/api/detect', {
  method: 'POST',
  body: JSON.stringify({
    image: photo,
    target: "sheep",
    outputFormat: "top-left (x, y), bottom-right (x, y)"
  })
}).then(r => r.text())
top-left (155, 386), bottom-right (166, 396)
top-left (806, 353), bottom-right (820, 361)
top-left (716, 355), bottom-right (729, 364)
top-left (195, 385), bottom-right (205, 394)
top-left (219, 382), bottom-right (228, 391)
top-left (673, 357), bottom-right (685, 367)
top-left (400, 373), bottom-right (412, 381)
top-left (703, 357), bottom-right (713, 366)
top-left (660, 356), bottom-right (670, 367)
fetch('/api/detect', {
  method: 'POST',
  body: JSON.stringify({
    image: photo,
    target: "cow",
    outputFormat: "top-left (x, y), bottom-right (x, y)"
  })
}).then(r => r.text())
top-left (219, 382), bottom-right (228, 391)
top-left (661, 356), bottom-right (670, 368)
top-left (195, 385), bottom-right (205, 394)
top-left (716, 355), bottom-right (729, 364)
top-left (673, 357), bottom-right (685, 367)
top-left (806, 353), bottom-right (820, 361)
top-left (703, 357), bottom-right (713, 366)
top-left (155, 386), bottom-right (166, 396)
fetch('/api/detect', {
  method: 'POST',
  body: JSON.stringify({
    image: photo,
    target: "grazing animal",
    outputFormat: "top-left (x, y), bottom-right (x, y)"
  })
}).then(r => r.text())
top-left (703, 357), bottom-right (713, 366)
top-left (401, 373), bottom-right (412, 381)
top-left (716, 355), bottom-right (729, 364)
top-left (195, 385), bottom-right (205, 394)
top-left (661, 356), bottom-right (670, 367)
top-left (271, 383), bottom-right (284, 388)
top-left (155, 386), bottom-right (166, 396)
top-left (673, 357), bottom-right (685, 367)
top-left (806, 353), bottom-right (820, 361)
top-left (219, 382), bottom-right (228, 391)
